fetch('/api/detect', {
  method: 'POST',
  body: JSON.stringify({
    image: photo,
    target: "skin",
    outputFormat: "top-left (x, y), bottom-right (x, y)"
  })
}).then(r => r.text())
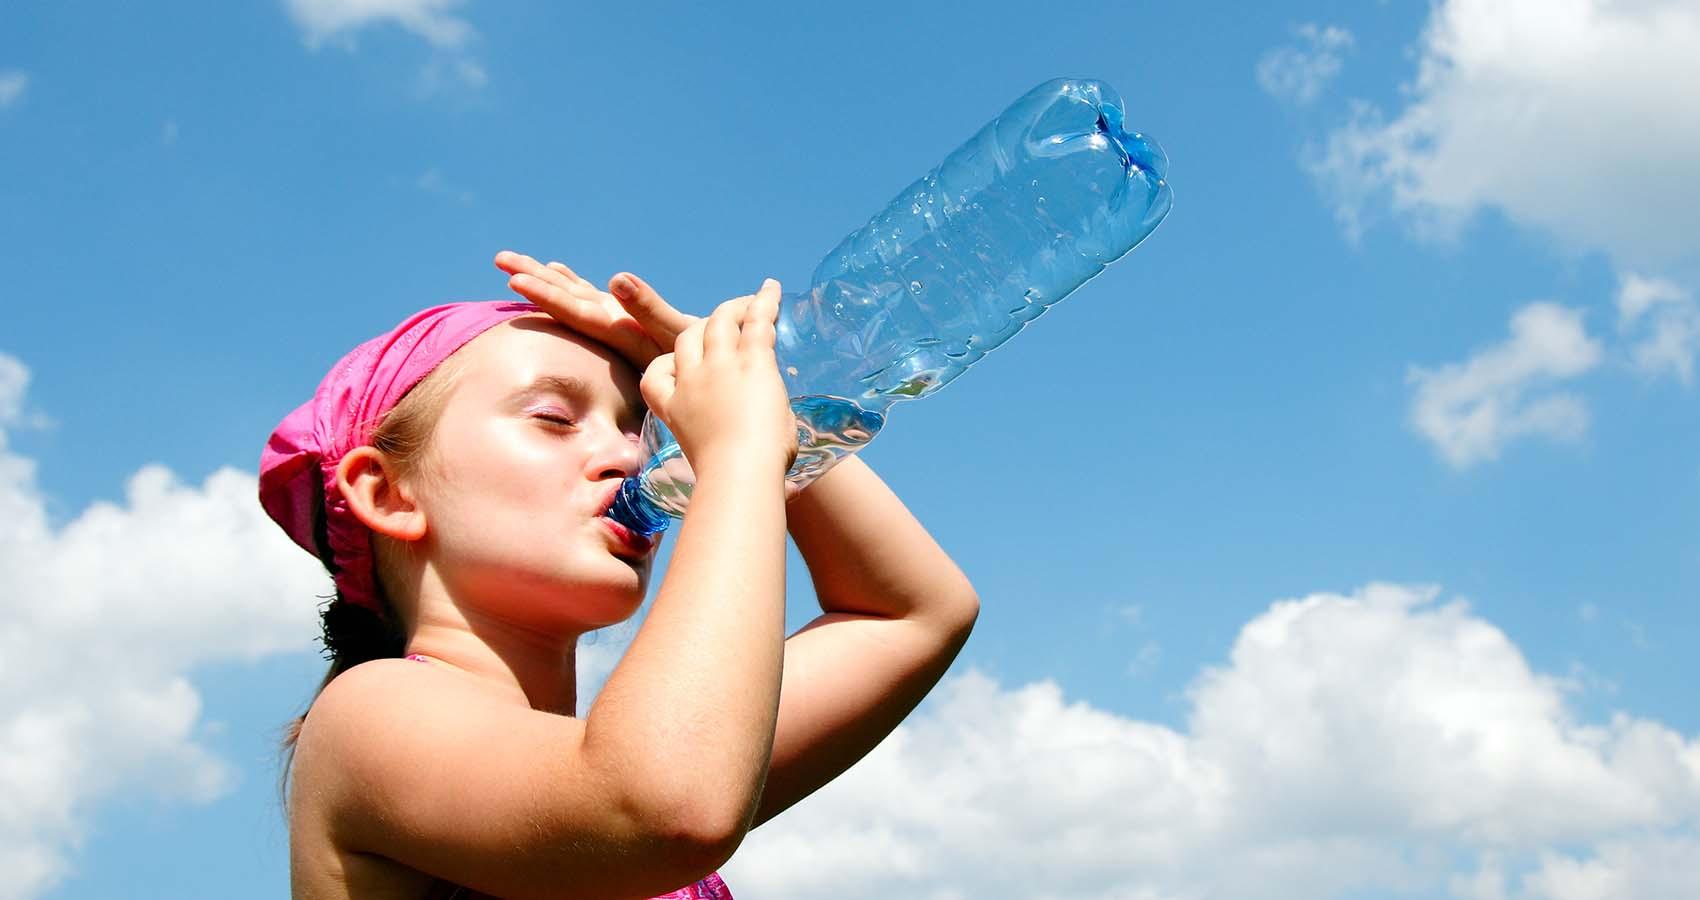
top-left (288, 260), bottom-right (980, 900)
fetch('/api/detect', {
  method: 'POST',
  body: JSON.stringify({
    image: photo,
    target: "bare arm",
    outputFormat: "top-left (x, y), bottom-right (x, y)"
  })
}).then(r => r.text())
top-left (494, 255), bottom-right (979, 827)
top-left (752, 453), bottom-right (980, 826)
top-left (584, 451), bottom-right (789, 835)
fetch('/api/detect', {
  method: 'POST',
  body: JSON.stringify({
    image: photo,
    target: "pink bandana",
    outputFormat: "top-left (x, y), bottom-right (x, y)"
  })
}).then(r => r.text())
top-left (259, 301), bottom-right (541, 612)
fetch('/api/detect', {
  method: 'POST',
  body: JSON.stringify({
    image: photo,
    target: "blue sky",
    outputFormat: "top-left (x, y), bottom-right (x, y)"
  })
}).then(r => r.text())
top-left (2, 1), bottom-right (1698, 898)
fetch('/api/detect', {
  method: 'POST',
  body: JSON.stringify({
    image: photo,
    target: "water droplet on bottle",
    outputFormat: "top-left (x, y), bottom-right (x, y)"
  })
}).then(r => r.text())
top-left (786, 366), bottom-right (799, 376)
top-left (1024, 288), bottom-right (1042, 302)
top-left (908, 280), bottom-right (923, 294)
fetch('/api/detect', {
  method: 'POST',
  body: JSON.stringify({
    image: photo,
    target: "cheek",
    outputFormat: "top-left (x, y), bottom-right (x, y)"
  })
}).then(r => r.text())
top-left (431, 422), bottom-right (578, 517)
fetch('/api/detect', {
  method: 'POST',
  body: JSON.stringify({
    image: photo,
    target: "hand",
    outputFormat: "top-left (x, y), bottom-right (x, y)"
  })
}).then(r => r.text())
top-left (641, 279), bottom-right (798, 476)
top-left (495, 250), bottom-right (695, 370)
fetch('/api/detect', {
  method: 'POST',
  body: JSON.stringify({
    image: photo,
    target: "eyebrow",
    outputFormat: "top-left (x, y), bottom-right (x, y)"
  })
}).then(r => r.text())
top-left (513, 374), bottom-right (592, 401)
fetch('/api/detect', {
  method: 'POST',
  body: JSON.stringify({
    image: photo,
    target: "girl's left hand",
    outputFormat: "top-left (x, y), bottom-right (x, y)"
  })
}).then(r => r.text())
top-left (495, 250), bottom-right (696, 370)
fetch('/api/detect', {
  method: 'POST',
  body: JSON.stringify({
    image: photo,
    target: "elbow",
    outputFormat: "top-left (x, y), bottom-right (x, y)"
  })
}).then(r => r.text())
top-left (660, 792), bottom-right (752, 859)
top-left (941, 581), bottom-right (980, 641)
top-left (623, 783), bottom-right (754, 874)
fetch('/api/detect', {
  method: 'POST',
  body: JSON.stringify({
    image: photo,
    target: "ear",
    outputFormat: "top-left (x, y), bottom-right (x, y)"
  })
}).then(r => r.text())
top-left (335, 446), bottom-right (427, 542)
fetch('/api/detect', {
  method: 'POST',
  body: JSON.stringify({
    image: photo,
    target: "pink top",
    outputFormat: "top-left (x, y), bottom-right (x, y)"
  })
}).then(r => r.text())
top-left (404, 656), bottom-right (735, 899)
top-left (425, 872), bottom-right (733, 899)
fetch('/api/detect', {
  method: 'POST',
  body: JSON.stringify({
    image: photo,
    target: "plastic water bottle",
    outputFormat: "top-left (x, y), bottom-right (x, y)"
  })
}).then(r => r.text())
top-left (609, 77), bottom-right (1172, 535)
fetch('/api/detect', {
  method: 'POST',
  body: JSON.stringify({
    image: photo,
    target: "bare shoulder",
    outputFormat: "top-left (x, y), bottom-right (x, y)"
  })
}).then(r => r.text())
top-left (287, 659), bottom-right (721, 897)
top-left (292, 658), bottom-right (531, 798)
top-left (289, 659), bottom-right (560, 898)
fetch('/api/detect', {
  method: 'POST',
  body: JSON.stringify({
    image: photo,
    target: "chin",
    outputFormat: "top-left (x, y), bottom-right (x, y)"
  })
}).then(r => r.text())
top-left (560, 560), bottom-right (650, 625)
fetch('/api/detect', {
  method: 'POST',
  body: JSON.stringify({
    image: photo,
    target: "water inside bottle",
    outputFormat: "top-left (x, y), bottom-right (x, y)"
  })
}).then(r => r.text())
top-left (788, 394), bottom-right (887, 481)
top-left (627, 394), bottom-right (886, 523)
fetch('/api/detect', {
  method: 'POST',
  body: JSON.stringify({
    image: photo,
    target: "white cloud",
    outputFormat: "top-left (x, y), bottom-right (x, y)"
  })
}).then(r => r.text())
top-left (1257, 24), bottom-right (1354, 106)
top-left (283, 0), bottom-right (472, 49)
top-left (1524, 836), bottom-right (1700, 900)
top-left (0, 356), bottom-right (26, 424)
top-left (1408, 303), bottom-right (1602, 467)
top-left (1616, 273), bottom-right (1700, 385)
top-left (415, 167), bottom-right (478, 204)
top-left (285, 1), bottom-right (488, 97)
top-left (0, 353), bottom-right (325, 899)
top-left (725, 583), bottom-right (1700, 899)
top-left (1307, 0), bottom-right (1700, 267)
top-left (1126, 640), bottom-right (1161, 677)
top-left (417, 56), bottom-right (487, 95)
top-left (0, 71), bottom-right (25, 109)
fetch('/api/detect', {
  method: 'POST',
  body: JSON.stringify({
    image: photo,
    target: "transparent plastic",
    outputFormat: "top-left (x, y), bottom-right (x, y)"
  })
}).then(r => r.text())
top-left (609, 77), bottom-right (1173, 536)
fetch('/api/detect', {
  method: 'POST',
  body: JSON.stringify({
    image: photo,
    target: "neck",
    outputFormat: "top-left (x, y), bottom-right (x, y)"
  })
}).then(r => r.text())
top-left (407, 604), bottom-right (584, 716)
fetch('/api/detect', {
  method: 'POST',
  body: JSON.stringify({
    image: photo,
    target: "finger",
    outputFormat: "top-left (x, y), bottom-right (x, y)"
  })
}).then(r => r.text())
top-left (703, 293), bottom-right (754, 358)
top-left (496, 251), bottom-right (593, 296)
top-left (609, 272), bottom-right (695, 343)
top-left (508, 272), bottom-right (601, 319)
top-left (501, 254), bottom-right (586, 299)
top-left (644, 351), bottom-right (677, 380)
top-left (494, 250), bottom-right (551, 279)
top-left (546, 261), bottom-right (597, 289)
top-left (739, 278), bottom-right (781, 354)
top-left (493, 249), bottom-right (528, 274)
top-left (674, 318), bottom-right (706, 372)
top-left (640, 352), bottom-right (677, 411)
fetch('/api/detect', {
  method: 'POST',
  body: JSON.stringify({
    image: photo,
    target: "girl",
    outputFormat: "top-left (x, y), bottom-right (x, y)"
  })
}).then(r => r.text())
top-left (262, 251), bottom-right (980, 899)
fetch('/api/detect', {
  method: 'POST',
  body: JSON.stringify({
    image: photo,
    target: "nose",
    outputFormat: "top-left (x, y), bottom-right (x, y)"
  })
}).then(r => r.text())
top-left (586, 422), bottom-right (644, 480)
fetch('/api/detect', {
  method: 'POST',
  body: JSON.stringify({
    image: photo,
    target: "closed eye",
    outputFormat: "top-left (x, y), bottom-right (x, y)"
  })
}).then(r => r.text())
top-left (533, 413), bottom-right (578, 428)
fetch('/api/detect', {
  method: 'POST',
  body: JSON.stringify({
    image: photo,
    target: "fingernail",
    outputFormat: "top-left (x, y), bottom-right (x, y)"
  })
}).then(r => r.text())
top-left (762, 278), bottom-right (778, 290)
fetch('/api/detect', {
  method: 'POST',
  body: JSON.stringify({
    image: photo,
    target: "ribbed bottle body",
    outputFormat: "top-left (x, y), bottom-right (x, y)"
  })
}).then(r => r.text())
top-left (775, 77), bottom-right (1171, 405)
top-left (608, 77), bottom-right (1172, 532)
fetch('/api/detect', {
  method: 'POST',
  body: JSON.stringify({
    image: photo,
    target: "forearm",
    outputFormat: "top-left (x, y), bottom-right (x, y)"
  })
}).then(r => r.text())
top-left (584, 457), bottom-right (788, 838)
top-left (786, 454), bottom-right (979, 627)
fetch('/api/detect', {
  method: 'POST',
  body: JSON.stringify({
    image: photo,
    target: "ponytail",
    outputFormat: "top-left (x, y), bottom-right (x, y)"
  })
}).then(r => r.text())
top-left (278, 592), bottom-right (405, 802)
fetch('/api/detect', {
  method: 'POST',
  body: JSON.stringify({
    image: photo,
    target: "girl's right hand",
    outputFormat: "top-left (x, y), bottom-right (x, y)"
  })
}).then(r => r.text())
top-left (640, 278), bottom-right (798, 477)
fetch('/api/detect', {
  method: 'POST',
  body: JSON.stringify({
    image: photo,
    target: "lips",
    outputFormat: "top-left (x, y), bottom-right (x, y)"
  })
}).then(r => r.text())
top-left (600, 515), bottom-right (654, 557)
top-left (594, 483), bottom-right (654, 558)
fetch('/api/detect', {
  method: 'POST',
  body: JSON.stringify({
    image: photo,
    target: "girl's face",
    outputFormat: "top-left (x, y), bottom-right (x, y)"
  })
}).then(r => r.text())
top-left (409, 314), bottom-right (655, 631)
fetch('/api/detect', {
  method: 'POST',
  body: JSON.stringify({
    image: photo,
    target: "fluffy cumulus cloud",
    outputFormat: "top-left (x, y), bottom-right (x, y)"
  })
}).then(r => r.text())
top-left (725, 583), bottom-right (1700, 899)
top-left (1616, 273), bottom-right (1700, 386)
top-left (0, 70), bottom-right (27, 108)
top-left (1307, 0), bottom-right (1700, 267)
top-left (0, 354), bottom-right (325, 900)
top-left (283, 0), bottom-right (472, 49)
top-left (1257, 24), bottom-right (1354, 107)
top-left (1407, 303), bottom-right (1602, 467)
top-left (283, 0), bottom-right (487, 94)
